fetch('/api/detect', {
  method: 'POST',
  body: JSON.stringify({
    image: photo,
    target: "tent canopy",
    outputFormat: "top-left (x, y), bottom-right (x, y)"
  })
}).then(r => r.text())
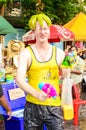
top-left (0, 15), bottom-right (18, 35)
top-left (63, 12), bottom-right (86, 41)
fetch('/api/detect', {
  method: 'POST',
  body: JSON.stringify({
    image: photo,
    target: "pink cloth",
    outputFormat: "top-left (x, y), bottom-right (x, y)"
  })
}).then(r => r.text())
top-left (75, 41), bottom-right (83, 49)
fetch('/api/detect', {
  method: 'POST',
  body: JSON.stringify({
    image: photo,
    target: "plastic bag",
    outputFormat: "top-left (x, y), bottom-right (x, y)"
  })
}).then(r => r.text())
top-left (61, 77), bottom-right (74, 120)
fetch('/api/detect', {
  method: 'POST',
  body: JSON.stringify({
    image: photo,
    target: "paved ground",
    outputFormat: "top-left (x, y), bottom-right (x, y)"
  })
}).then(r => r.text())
top-left (64, 109), bottom-right (86, 130)
top-left (65, 91), bottom-right (86, 130)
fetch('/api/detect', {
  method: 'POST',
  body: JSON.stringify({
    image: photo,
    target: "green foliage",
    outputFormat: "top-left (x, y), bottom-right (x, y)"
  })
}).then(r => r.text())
top-left (22, 0), bottom-right (86, 30)
top-left (5, 0), bottom-right (86, 31)
top-left (21, 0), bottom-right (36, 30)
top-left (0, 114), bottom-right (4, 120)
top-left (0, 0), bottom-right (7, 2)
top-left (0, 0), bottom-right (13, 3)
top-left (0, 0), bottom-right (13, 7)
top-left (42, 0), bottom-right (86, 25)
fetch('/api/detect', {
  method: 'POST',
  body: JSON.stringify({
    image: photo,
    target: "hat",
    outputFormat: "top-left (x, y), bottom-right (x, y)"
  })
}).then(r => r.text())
top-left (11, 42), bottom-right (20, 51)
top-left (7, 40), bottom-right (25, 59)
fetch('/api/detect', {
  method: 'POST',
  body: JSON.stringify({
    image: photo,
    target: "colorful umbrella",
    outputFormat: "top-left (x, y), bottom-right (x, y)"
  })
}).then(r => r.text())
top-left (50, 25), bottom-right (74, 41)
top-left (22, 25), bottom-right (74, 44)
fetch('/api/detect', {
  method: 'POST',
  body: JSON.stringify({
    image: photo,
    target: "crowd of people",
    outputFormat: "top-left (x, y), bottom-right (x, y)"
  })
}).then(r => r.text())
top-left (67, 46), bottom-right (85, 96)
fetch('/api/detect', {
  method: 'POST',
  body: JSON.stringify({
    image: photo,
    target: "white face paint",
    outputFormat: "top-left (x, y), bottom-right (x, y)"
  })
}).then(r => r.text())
top-left (34, 20), bottom-right (50, 43)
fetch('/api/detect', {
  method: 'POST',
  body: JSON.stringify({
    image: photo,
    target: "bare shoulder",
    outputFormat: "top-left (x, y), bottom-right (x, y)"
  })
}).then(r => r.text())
top-left (19, 48), bottom-right (31, 58)
top-left (18, 47), bottom-right (32, 69)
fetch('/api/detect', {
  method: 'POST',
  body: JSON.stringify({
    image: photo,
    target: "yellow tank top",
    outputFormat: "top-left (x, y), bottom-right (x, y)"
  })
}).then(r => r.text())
top-left (26, 46), bottom-right (61, 106)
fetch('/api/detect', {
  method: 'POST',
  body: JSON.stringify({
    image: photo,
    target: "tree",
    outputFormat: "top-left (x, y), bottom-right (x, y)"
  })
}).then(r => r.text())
top-left (3, 0), bottom-right (86, 30)
top-left (21, 0), bottom-right (86, 31)
top-left (42, 0), bottom-right (86, 25)
top-left (36, 0), bottom-right (44, 14)
top-left (0, 0), bottom-right (13, 16)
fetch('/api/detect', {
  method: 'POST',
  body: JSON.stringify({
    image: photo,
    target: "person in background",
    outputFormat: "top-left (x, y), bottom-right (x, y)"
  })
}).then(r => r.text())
top-left (78, 50), bottom-right (85, 60)
top-left (16, 13), bottom-right (68, 130)
top-left (0, 84), bottom-right (12, 120)
top-left (64, 44), bottom-right (71, 53)
top-left (70, 46), bottom-right (85, 96)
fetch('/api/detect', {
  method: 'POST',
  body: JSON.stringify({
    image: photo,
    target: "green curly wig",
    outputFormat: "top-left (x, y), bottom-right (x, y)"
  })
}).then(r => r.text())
top-left (28, 13), bottom-right (52, 30)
